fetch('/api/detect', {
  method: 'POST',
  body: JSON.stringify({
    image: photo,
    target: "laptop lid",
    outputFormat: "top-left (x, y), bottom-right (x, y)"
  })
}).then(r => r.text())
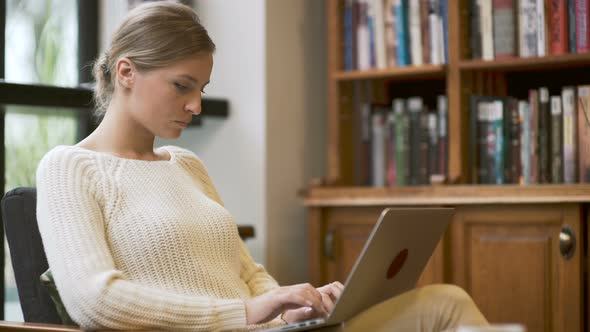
top-left (325, 207), bottom-right (454, 324)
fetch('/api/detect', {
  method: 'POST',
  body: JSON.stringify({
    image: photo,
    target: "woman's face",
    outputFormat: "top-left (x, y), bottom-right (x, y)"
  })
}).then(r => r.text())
top-left (126, 53), bottom-right (213, 140)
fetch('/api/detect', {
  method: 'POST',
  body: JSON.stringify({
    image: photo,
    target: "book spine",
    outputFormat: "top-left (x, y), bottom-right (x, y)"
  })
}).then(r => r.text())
top-left (471, 0), bottom-right (483, 59)
top-left (441, 0), bottom-right (449, 63)
top-left (395, 0), bottom-right (410, 66)
top-left (519, 0), bottom-right (539, 57)
top-left (357, 0), bottom-right (372, 70)
top-left (568, 0), bottom-right (577, 53)
top-left (578, 85), bottom-right (590, 182)
top-left (372, 0), bottom-right (387, 69)
top-left (538, 87), bottom-right (552, 183)
top-left (387, 112), bottom-right (397, 186)
top-left (551, 96), bottom-right (564, 183)
top-left (408, 97), bottom-right (423, 185)
top-left (384, 0), bottom-right (398, 67)
top-left (429, 0), bottom-right (442, 64)
top-left (371, 110), bottom-right (386, 187)
top-left (479, 101), bottom-right (491, 183)
top-left (562, 86), bottom-right (578, 183)
top-left (410, 0), bottom-right (424, 65)
top-left (470, 95), bottom-right (480, 183)
top-left (421, 0), bottom-right (432, 63)
top-left (576, 0), bottom-right (589, 52)
top-left (493, 100), bottom-right (505, 184)
top-left (481, 0), bottom-right (495, 60)
top-left (393, 99), bottom-right (408, 186)
top-left (344, 0), bottom-right (355, 71)
top-left (529, 89), bottom-right (539, 183)
top-left (493, 0), bottom-right (517, 58)
top-left (537, 0), bottom-right (548, 56)
top-left (438, 95), bottom-right (448, 178)
top-left (428, 112), bottom-right (439, 178)
top-left (508, 98), bottom-right (521, 184)
top-left (419, 112), bottom-right (431, 184)
top-left (519, 101), bottom-right (531, 184)
top-left (367, 0), bottom-right (377, 67)
top-left (549, 0), bottom-right (569, 54)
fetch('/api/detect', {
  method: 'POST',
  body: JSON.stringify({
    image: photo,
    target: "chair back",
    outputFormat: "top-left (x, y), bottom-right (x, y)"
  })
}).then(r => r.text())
top-left (1, 187), bottom-right (61, 324)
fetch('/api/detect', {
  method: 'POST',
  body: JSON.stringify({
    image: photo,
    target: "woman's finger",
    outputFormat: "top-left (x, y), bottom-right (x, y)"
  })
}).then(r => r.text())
top-left (320, 292), bottom-right (334, 313)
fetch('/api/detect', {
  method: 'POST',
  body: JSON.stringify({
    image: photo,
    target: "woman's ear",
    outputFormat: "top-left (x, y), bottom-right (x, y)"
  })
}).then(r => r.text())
top-left (116, 57), bottom-right (135, 89)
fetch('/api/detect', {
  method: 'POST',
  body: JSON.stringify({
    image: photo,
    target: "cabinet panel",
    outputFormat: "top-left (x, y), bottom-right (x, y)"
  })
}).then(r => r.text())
top-left (451, 205), bottom-right (582, 332)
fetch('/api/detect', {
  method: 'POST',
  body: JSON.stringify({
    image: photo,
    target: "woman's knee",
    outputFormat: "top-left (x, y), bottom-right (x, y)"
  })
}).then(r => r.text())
top-left (420, 284), bottom-right (473, 307)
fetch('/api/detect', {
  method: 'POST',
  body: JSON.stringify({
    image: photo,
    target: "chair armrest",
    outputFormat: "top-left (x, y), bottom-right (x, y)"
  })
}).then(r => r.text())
top-left (0, 321), bottom-right (80, 331)
top-left (237, 225), bottom-right (255, 241)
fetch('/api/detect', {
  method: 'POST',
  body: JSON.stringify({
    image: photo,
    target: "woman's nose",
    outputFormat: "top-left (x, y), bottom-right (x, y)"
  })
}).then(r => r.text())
top-left (185, 94), bottom-right (202, 115)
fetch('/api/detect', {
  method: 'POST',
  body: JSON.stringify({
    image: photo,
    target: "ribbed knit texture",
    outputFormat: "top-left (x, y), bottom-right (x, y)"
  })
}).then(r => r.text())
top-left (36, 145), bottom-right (284, 331)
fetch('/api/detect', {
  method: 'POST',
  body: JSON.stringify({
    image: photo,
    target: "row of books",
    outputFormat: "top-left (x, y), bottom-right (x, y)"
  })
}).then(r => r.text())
top-left (354, 96), bottom-right (448, 187)
top-left (470, 86), bottom-right (590, 185)
top-left (343, 0), bottom-right (448, 71)
top-left (470, 0), bottom-right (590, 60)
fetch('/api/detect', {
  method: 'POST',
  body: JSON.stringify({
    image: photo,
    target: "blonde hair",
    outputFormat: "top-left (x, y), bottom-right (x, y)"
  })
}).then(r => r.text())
top-left (92, 1), bottom-right (215, 116)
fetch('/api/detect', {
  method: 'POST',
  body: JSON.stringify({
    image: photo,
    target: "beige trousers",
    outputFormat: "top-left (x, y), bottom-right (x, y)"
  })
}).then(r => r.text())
top-left (316, 284), bottom-right (489, 332)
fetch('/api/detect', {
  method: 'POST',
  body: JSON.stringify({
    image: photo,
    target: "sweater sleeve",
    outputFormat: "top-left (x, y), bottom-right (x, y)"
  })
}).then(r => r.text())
top-left (36, 147), bottom-right (247, 331)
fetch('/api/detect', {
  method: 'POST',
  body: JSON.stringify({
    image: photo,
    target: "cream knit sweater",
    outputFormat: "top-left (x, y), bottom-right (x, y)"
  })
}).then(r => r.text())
top-left (36, 145), bottom-right (284, 331)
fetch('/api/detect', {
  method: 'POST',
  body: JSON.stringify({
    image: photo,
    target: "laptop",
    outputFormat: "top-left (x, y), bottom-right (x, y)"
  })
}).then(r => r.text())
top-left (262, 207), bottom-right (455, 332)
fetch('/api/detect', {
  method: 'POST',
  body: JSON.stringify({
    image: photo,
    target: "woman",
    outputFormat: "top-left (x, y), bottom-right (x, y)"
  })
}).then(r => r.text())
top-left (36, 1), bottom-right (489, 331)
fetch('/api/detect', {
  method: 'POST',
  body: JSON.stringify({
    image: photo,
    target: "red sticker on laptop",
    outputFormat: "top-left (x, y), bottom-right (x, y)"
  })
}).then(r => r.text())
top-left (386, 248), bottom-right (408, 280)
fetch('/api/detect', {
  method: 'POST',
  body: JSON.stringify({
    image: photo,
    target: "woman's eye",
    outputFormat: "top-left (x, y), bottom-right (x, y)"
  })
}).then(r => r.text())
top-left (174, 82), bottom-right (189, 92)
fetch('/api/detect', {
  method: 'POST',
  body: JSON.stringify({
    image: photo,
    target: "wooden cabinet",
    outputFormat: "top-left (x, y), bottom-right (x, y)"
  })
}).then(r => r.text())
top-left (305, 187), bottom-right (589, 332)
top-left (450, 205), bottom-right (582, 332)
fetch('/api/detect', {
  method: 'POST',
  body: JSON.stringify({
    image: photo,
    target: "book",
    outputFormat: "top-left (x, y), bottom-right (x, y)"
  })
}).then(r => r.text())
top-left (549, 0), bottom-right (569, 55)
top-left (371, 0), bottom-right (387, 69)
top-left (371, 108), bottom-right (387, 187)
top-left (507, 98), bottom-right (521, 183)
top-left (421, 0), bottom-right (432, 64)
top-left (568, 0), bottom-right (576, 53)
top-left (357, 0), bottom-right (372, 70)
top-left (393, 99), bottom-right (409, 186)
top-left (577, 85), bottom-right (590, 182)
top-left (437, 95), bottom-right (448, 178)
top-left (562, 87), bottom-right (578, 183)
top-left (408, 97), bottom-right (423, 185)
top-left (519, 101), bottom-right (531, 184)
top-left (344, 0), bottom-right (355, 71)
top-left (471, 0), bottom-right (483, 58)
top-left (395, 0), bottom-right (410, 66)
top-left (410, 0), bottom-right (423, 65)
top-left (519, 0), bottom-right (539, 57)
top-left (493, 0), bottom-right (517, 58)
top-left (537, 0), bottom-right (548, 56)
top-left (551, 96), bottom-right (564, 183)
top-left (575, 0), bottom-right (589, 52)
top-left (429, 0), bottom-right (443, 64)
top-left (481, 0), bottom-right (495, 60)
top-left (384, 0), bottom-right (398, 67)
top-left (538, 87), bottom-right (552, 183)
top-left (428, 112), bottom-right (439, 178)
top-left (529, 89), bottom-right (539, 183)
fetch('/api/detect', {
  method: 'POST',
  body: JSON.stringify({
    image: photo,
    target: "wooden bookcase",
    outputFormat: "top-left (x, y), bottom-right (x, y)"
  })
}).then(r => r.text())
top-left (305, 1), bottom-right (590, 331)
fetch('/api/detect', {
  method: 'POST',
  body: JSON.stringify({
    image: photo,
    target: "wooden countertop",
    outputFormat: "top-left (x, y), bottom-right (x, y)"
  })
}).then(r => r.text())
top-left (304, 184), bottom-right (590, 207)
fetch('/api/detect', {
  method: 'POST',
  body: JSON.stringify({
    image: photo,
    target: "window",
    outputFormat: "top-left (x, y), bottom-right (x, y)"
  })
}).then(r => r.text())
top-left (1, 0), bottom-right (97, 321)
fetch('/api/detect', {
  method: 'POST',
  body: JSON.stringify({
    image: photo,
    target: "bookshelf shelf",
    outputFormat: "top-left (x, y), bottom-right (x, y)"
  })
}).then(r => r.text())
top-left (458, 53), bottom-right (590, 72)
top-left (333, 65), bottom-right (447, 81)
top-left (304, 184), bottom-right (590, 206)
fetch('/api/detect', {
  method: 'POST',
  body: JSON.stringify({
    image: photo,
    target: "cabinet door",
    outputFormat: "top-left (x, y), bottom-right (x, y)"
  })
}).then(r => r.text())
top-left (450, 204), bottom-right (582, 332)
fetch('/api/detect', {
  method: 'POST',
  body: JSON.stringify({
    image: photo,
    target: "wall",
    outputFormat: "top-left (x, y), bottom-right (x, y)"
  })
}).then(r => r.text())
top-left (265, 1), bottom-right (327, 284)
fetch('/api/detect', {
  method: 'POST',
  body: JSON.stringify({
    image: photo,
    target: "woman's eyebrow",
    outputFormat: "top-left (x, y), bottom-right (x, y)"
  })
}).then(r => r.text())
top-left (178, 74), bottom-right (198, 83)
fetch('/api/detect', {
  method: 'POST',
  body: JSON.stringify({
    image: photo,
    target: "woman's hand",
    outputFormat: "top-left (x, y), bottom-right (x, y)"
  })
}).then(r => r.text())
top-left (244, 283), bottom-right (329, 325)
top-left (280, 281), bottom-right (345, 324)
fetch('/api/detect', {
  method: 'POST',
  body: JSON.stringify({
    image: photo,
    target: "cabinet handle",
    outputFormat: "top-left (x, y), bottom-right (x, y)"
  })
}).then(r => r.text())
top-left (559, 225), bottom-right (576, 260)
top-left (324, 230), bottom-right (335, 260)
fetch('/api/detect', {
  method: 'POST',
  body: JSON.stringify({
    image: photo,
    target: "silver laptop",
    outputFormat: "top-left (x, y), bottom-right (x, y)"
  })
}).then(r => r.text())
top-left (262, 207), bottom-right (455, 332)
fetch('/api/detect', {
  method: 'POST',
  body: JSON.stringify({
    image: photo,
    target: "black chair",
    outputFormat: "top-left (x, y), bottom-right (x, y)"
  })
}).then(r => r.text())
top-left (0, 186), bottom-right (256, 325)
top-left (0, 187), bottom-right (62, 324)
